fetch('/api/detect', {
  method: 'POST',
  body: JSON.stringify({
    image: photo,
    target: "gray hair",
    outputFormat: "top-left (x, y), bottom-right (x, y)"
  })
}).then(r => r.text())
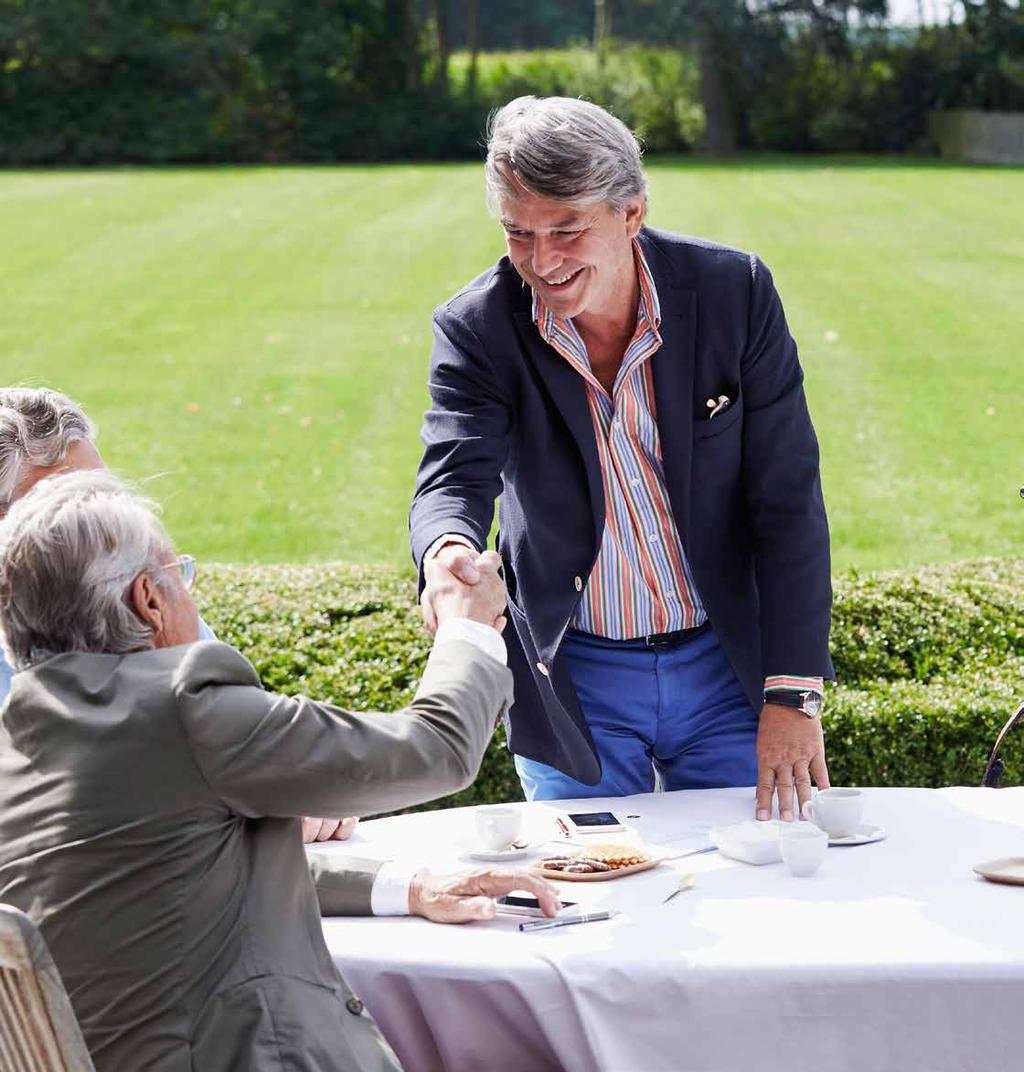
top-left (0, 471), bottom-right (173, 670)
top-left (0, 387), bottom-right (95, 516)
top-left (485, 96), bottom-right (648, 214)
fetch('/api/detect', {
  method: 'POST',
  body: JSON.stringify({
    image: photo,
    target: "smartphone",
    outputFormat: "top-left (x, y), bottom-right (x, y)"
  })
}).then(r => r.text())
top-left (495, 895), bottom-right (577, 917)
top-left (564, 811), bottom-right (626, 835)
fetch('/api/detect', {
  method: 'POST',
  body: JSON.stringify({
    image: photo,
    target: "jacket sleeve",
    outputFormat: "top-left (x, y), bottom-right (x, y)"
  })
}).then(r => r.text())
top-left (173, 639), bottom-right (513, 819)
top-left (306, 853), bottom-right (384, 916)
top-left (740, 255), bottom-right (834, 680)
top-left (409, 307), bottom-right (511, 590)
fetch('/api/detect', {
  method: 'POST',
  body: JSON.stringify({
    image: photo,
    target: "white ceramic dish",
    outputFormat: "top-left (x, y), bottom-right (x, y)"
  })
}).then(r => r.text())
top-left (974, 857), bottom-right (1024, 886)
top-left (826, 823), bottom-right (887, 847)
top-left (457, 840), bottom-right (535, 862)
top-left (710, 820), bottom-right (784, 865)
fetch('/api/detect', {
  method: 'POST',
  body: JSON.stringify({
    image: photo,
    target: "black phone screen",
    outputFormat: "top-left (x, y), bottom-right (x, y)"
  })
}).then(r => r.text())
top-left (567, 812), bottom-right (620, 827)
top-left (497, 895), bottom-right (577, 909)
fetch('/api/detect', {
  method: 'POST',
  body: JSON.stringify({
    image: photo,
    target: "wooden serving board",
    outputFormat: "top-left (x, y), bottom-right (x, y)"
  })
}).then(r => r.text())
top-left (530, 857), bottom-right (663, 882)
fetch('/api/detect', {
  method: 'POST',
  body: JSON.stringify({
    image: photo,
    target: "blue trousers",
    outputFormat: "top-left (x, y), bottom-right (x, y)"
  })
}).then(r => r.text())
top-left (515, 625), bottom-right (759, 801)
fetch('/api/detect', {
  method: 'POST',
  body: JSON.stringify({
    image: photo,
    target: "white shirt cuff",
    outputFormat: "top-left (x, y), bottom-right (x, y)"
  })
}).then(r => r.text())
top-left (425, 533), bottom-right (477, 561)
top-left (370, 862), bottom-right (418, 916)
top-left (435, 617), bottom-right (507, 665)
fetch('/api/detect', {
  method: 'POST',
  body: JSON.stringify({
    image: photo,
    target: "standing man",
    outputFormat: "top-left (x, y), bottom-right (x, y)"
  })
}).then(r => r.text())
top-left (411, 97), bottom-right (833, 820)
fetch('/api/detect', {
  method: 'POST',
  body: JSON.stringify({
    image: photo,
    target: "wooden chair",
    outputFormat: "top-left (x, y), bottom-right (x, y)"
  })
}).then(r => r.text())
top-left (0, 905), bottom-right (94, 1071)
top-left (982, 698), bottom-right (1024, 788)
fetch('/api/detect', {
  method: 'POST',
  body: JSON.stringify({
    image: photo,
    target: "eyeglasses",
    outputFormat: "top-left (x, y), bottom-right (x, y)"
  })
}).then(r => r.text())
top-left (162, 554), bottom-right (196, 592)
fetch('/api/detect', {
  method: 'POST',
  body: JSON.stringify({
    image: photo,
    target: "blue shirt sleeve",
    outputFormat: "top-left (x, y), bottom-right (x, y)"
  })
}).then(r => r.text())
top-left (0, 650), bottom-right (13, 708)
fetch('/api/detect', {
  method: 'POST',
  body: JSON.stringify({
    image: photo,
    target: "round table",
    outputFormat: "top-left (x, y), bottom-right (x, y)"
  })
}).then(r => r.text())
top-left (317, 786), bottom-right (1024, 1072)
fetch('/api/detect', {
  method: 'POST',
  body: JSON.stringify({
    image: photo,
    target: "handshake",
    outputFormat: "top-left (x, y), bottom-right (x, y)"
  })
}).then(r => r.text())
top-left (420, 543), bottom-right (508, 636)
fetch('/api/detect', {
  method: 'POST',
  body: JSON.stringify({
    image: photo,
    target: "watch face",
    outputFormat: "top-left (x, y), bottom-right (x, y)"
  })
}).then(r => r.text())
top-left (804, 695), bottom-right (823, 717)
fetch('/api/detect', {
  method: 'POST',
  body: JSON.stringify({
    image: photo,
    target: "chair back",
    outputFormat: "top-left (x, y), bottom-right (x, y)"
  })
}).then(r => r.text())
top-left (982, 699), bottom-right (1024, 788)
top-left (0, 905), bottom-right (94, 1072)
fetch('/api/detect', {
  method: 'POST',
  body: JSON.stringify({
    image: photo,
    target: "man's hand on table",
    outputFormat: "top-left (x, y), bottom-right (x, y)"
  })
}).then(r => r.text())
top-left (421, 545), bottom-right (507, 635)
top-left (755, 703), bottom-right (830, 822)
top-left (409, 868), bottom-right (561, 923)
top-left (303, 816), bottom-right (359, 843)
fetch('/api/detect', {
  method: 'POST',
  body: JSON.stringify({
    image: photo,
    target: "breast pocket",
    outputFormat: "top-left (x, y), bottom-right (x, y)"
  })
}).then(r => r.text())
top-left (694, 394), bottom-right (743, 440)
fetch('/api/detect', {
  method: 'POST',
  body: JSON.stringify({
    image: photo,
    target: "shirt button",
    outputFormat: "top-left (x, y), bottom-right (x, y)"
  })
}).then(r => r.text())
top-left (346, 996), bottom-right (365, 1016)
top-left (630, 478), bottom-right (642, 488)
top-left (648, 533), bottom-right (660, 543)
top-left (574, 576), bottom-right (583, 592)
top-left (536, 662), bottom-right (550, 677)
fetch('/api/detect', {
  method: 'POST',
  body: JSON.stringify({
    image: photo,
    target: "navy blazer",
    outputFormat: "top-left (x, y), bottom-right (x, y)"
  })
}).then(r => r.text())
top-left (411, 227), bottom-right (833, 784)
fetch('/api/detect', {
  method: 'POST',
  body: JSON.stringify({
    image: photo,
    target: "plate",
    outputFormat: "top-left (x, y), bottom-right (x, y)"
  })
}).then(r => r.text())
top-left (457, 840), bottom-right (534, 862)
top-left (974, 857), bottom-right (1024, 886)
top-left (827, 823), bottom-right (887, 847)
top-left (531, 857), bottom-right (663, 882)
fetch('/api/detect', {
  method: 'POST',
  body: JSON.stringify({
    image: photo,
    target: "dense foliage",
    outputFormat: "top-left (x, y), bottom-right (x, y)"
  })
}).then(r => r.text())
top-left (0, 1), bottom-right (1020, 162)
top-left (196, 558), bottom-right (1024, 812)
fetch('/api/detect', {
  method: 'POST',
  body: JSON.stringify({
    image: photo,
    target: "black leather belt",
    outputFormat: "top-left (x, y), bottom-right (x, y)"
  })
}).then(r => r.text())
top-left (637, 621), bottom-right (710, 648)
top-left (571, 621), bottom-right (710, 649)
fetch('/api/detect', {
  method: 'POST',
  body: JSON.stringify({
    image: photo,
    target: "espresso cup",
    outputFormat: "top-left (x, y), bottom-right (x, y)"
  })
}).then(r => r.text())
top-left (801, 788), bottom-right (865, 838)
top-left (779, 822), bottom-right (829, 877)
top-left (474, 805), bottom-right (523, 851)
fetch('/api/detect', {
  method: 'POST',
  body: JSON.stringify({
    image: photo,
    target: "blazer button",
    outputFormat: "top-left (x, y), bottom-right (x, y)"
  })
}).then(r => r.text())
top-left (346, 996), bottom-right (365, 1016)
top-left (536, 662), bottom-right (549, 677)
top-left (574, 576), bottom-right (583, 592)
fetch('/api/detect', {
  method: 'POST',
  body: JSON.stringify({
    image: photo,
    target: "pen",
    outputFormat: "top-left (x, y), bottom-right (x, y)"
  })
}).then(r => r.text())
top-left (555, 817), bottom-right (571, 838)
top-left (519, 910), bottom-right (615, 932)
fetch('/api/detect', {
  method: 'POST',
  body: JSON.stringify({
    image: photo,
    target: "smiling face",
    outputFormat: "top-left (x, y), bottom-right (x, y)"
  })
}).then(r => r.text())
top-left (499, 185), bottom-right (645, 328)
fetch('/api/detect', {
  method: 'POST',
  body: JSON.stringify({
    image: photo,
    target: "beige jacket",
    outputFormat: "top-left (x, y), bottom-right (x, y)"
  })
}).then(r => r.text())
top-left (0, 639), bottom-right (512, 1071)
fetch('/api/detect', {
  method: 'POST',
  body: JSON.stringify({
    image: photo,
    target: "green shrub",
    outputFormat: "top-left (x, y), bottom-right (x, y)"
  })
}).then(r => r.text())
top-left (831, 558), bottom-right (1024, 686)
top-left (450, 46), bottom-right (704, 154)
top-left (197, 557), bottom-right (1024, 812)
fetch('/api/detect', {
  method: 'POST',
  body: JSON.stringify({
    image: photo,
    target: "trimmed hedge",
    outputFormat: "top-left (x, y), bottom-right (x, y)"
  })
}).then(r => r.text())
top-left (196, 558), bottom-right (1024, 811)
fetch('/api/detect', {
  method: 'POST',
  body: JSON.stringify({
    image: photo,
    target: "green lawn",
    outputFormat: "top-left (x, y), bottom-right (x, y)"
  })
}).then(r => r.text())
top-left (1, 159), bottom-right (1020, 571)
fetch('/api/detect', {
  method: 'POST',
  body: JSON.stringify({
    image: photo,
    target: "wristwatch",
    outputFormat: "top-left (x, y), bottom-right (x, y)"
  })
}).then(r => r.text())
top-left (765, 689), bottom-right (823, 718)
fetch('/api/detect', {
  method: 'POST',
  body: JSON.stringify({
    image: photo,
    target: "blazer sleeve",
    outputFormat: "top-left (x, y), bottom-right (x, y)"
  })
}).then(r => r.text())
top-left (409, 306), bottom-right (511, 589)
top-left (172, 639), bottom-right (513, 819)
top-left (306, 853), bottom-right (384, 916)
top-left (740, 255), bottom-right (834, 680)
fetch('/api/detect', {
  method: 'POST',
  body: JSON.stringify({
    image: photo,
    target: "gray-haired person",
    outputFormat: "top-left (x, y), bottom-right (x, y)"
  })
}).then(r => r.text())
top-left (0, 386), bottom-right (352, 843)
top-left (0, 387), bottom-right (200, 690)
top-left (0, 470), bottom-right (559, 1071)
top-left (412, 96), bottom-right (833, 818)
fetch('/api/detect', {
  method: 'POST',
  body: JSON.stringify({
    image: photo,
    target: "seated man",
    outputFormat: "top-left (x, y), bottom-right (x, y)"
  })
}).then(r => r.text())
top-left (0, 385), bottom-right (347, 843)
top-left (0, 471), bottom-right (558, 1072)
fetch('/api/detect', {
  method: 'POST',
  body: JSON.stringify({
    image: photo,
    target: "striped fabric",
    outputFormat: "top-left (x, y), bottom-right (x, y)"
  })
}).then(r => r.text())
top-left (532, 239), bottom-right (823, 698)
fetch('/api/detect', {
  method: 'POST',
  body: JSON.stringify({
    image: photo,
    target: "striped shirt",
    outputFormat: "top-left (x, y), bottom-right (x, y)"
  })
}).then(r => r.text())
top-left (533, 240), bottom-right (822, 697)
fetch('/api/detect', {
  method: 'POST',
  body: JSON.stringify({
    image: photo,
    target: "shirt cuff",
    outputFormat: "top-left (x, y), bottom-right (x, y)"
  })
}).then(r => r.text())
top-left (435, 618), bottom-right (507, 665)
top-left (764, 676), bottom-right (824, 694)
top-left (369, 862), bottom-right (418, 916)
top-left (425, 533), bottom-right (478, 561)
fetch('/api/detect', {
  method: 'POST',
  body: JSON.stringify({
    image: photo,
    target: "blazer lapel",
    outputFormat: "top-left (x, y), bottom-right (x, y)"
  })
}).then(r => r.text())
top-left (512, 310), bottom-right (605, 541)
top-left (640, 232), bottom-right (697, 550)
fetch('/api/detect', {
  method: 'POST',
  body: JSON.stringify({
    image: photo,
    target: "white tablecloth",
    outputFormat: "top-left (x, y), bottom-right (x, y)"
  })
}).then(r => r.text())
top-left (317, 787), bottom-right (1024, 1072)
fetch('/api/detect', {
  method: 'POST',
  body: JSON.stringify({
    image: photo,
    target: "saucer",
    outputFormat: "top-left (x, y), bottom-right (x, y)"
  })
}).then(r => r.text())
top-left (457, 839), bottom-right (534, 862)
top-left (827, 823), bottom-right (887, 847)
top-left (973, 857), bottom-right (1024, 886)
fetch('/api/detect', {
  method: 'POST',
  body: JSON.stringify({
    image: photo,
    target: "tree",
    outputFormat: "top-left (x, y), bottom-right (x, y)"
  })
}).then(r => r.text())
top-left (613, 0), bottom-right (889, 152)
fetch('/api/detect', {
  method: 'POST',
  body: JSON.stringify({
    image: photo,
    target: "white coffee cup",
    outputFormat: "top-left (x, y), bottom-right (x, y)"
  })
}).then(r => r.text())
top-left (779, 822), bottom-right (829, 877)
top-left (801, 788), bottom-right (865, 838)
top-left (474, 805), bottom-right (523, 851)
